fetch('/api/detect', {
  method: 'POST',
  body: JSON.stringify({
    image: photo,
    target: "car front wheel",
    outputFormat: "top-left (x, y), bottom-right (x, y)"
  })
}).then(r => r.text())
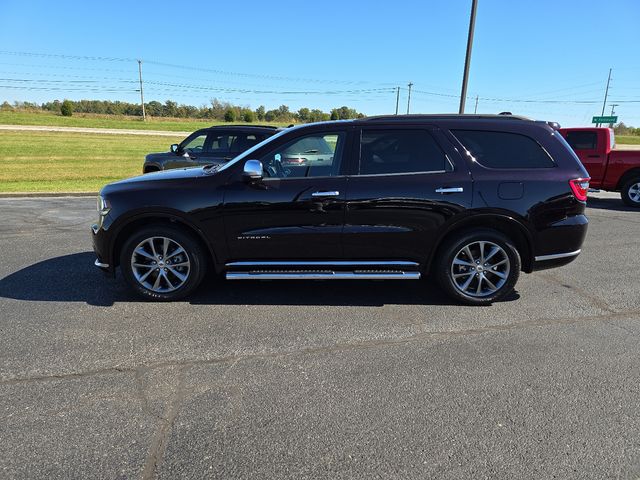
top-left (120, 225), bottom-right (206, 301)
top-left (436, 229), bottom-right (521, 305)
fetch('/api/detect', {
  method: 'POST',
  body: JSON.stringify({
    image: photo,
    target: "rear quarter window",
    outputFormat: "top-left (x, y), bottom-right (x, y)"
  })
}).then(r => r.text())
top-left (452, 130), bottom-right (555, 169)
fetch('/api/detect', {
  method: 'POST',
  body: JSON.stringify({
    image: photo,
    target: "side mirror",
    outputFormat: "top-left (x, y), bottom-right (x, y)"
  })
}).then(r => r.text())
top-left (170, 144), bottom-right (179, 154)
top-left (243, 159), bottom-right (263, 181)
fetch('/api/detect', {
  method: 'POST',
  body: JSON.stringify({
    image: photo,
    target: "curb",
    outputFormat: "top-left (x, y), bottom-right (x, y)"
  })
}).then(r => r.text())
top-left (0, 192), bottom-right (97, 198)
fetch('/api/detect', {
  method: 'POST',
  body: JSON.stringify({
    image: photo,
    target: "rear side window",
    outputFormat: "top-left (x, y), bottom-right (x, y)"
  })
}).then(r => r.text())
top-left (565, 131), bottom-right (598, 150)
top-left (359, 129), bottom-right (450, 175)
top-left (452, 130), bottom-right (555, 169)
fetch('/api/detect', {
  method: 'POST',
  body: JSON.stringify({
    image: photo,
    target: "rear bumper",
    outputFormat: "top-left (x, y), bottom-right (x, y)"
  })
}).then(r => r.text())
top-left (532, 249), bottom-right (581, 271)
top-left (531, 214), bottom-right (588, 272)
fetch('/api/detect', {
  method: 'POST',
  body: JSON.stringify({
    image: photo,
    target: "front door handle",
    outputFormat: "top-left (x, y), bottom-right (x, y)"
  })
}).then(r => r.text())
top-left (435, 187), bottom-right (464, 194)
top-left (311, 191), bottom-right (340, 197)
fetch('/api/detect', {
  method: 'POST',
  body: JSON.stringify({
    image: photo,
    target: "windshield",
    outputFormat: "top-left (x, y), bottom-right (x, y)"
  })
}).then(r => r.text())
top-left (215, 128), bottom-right (291, 172)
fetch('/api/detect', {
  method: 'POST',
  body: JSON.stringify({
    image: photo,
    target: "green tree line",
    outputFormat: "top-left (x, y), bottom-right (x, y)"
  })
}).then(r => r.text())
top-left (1, 99), bottom-right (365, 123)
top-left (613, 122), bottom-right (640, 136)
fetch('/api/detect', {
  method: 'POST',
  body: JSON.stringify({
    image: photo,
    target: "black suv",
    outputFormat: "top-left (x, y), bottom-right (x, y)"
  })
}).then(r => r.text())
top-left (93, 115), bottom-right (590, 305)
top-left (142, 125), bottom-right (278, 173)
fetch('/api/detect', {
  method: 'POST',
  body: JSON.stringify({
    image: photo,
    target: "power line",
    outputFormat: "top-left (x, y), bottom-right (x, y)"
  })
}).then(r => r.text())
top-left (0, 50), bottom-right (402, 87)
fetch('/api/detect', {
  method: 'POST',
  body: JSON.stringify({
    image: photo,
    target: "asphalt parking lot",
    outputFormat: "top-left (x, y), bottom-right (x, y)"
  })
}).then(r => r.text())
top-left (0, 193), bottom-right (638, 479)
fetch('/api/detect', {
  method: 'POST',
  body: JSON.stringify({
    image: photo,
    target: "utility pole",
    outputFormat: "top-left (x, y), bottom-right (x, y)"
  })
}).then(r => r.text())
top-left (474, 95), bottom-right (479, 114)
top-left (609, 103), bottom-right (619, 128)
top-left (395, 87), bottom-right (400, 115)
top-left (459, 0), bottom-right (478, 114)
top-left (138, 59), bottom-right (146, 121)
top-left (597, 68), bottom-right (612, 127)
top-left (406, 82), bottom-right (413, 114)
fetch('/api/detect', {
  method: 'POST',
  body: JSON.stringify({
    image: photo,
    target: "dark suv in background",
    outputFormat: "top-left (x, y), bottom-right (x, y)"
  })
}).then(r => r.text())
top-left (142, 125), bottom-right (278, 173)
top-left (94, 115), bottom-right (590, 305)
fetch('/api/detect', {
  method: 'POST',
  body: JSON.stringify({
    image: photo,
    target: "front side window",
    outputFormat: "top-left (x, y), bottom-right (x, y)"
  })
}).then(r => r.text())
top-left (452, 130), bottom-right (555, 169)
top-left (260, 132), bottom-right (345, 179)
top-left (359, 129), bottom-right (449, 175)
top-left (209, 134), bottom-right (235, 153)
top-left (565, 131), bottom-right (598, 150)
top-left (181, 132), bottom-right (208, 153)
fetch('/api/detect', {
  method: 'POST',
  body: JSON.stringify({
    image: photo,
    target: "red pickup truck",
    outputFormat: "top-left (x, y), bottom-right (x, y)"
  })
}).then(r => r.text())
top-left (558, 127), bottom-right (640, 207)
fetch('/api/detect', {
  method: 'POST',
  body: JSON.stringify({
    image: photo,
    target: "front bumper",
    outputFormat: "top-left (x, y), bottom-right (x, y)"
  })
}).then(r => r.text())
top-left (94, 258), bottom-right (110, 268)
top-left (92, 223), bottom-right (115, 276)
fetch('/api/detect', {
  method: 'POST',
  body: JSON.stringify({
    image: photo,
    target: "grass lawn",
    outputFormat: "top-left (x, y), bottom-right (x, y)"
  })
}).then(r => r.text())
top-left (616, 135), bottom-right (640, 145)
top-left (0, 110), bottom-right (290, 132)
top-left (0, 131), bottom-right (183, 193)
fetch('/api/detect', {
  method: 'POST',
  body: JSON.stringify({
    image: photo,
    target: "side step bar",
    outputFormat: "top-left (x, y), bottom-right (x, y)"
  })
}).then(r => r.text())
top-left (226, 271), bottom-right (421, 280)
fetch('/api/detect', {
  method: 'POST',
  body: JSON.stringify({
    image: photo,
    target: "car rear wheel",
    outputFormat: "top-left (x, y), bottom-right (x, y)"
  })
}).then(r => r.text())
top-left (120, 225), bottom-right (206, 301)
top-left (621, 178), bottom-right (640, 207)
top-left (436, 229), bottom-right (521, 305)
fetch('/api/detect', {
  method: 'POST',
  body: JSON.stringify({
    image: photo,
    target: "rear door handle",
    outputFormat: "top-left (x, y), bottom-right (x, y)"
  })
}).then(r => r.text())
top-left (435, 187), bottom-right (464, 194)
top-left (587, 155), bottom-right (600, 158)
top-left (311, 191), bottom-right (340, 197)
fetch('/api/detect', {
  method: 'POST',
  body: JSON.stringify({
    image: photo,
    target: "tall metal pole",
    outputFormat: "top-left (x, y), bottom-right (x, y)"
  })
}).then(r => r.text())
top-left (597, 68), bottom-right (612, 127)
top-left (406, 82), bottom-right (413, 114)
top-left (395, 87), bottom-right (400, 115)
top-left (138, 59), bottom-right (146, 121)
top-left (474, 95), bottom-right (479, 114)
top-left (459, 0), bottom-right (478, 114)
top-left (609, 103), bottom-right (619, 128)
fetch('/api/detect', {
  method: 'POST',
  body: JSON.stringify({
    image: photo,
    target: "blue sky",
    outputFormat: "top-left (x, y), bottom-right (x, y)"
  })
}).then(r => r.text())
top-left (0, 0), bottom-right (638, 126)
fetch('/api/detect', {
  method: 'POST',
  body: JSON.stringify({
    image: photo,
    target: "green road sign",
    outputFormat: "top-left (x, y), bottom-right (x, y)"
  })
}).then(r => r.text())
top-left (592, 115), bottom-right (618, 124)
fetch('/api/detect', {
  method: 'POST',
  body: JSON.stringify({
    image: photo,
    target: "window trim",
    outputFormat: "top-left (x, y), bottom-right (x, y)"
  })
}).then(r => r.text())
top-left (357, 128), bottom-right (454, 176)
top-left (449, 129), bottom-right (557, 171)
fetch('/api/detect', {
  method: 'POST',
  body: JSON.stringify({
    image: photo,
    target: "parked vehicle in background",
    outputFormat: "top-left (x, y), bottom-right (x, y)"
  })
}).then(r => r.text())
top-left (143, 125), bottom-right (279, 173)
top-left (559, 127), bottom-right (640, 207)
top-left (93, 114), bottom-right (589, 305)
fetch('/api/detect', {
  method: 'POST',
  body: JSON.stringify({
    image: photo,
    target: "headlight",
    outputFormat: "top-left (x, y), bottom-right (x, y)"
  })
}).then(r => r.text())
top-left (97, 196), bottom-right (110, 216)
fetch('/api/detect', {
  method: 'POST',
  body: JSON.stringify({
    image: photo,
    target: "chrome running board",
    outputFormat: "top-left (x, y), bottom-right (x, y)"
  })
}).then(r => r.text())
top-left (226, 271), bottom-right (421, 280)
top-left (226, 260), bottom-right (419, 267)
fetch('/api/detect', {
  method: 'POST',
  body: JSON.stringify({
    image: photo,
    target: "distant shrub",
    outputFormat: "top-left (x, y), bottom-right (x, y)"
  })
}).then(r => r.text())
top-left (61, 100), bottom-right (74, 117)
top-left (224, 109), bottom-right (236, 122)
top-left (242, 109), bottom-right (254, 122)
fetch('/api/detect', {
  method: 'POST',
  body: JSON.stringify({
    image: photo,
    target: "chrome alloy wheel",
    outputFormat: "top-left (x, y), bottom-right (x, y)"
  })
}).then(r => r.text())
top-left (450, 241), bottom-right (510, 297)
top-left (130, 236), bottom-right (190, 293)
top-left (628, 182), bottom-right (640, 203)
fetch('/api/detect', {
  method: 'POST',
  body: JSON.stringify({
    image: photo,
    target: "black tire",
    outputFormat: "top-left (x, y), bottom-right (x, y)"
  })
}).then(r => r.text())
top-left (435, 229), bottom-right (521, 306)
top-left (120, 225), bottom-right (207, 301)
top-left (620, 177), bottom-right (640, 208)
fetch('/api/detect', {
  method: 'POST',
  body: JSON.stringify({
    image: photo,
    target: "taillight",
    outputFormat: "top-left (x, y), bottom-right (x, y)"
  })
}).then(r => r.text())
top-left (569, 177), bottom-right (590, 201)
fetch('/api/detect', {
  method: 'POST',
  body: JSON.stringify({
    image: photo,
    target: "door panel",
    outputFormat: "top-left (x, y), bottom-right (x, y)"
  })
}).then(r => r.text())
top-left (223, 177), bottom-right (346, 260)
top-left (343, 127), bottom-right (472, 262)
top-left (223, 128), bottom-right (351, 260)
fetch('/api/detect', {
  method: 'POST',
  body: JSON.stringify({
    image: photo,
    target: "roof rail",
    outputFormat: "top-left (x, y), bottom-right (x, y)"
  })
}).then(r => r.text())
top-left (208, 124), bottom-right (279, 129)
top-left (361, 114), bottom-right (533, 122)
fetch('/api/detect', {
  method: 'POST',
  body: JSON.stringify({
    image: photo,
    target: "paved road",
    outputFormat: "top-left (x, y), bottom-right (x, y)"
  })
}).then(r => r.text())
top-left (0, 124), bottom-right (191, 137)
top-left (0, 193), bottom-right (638, 479)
